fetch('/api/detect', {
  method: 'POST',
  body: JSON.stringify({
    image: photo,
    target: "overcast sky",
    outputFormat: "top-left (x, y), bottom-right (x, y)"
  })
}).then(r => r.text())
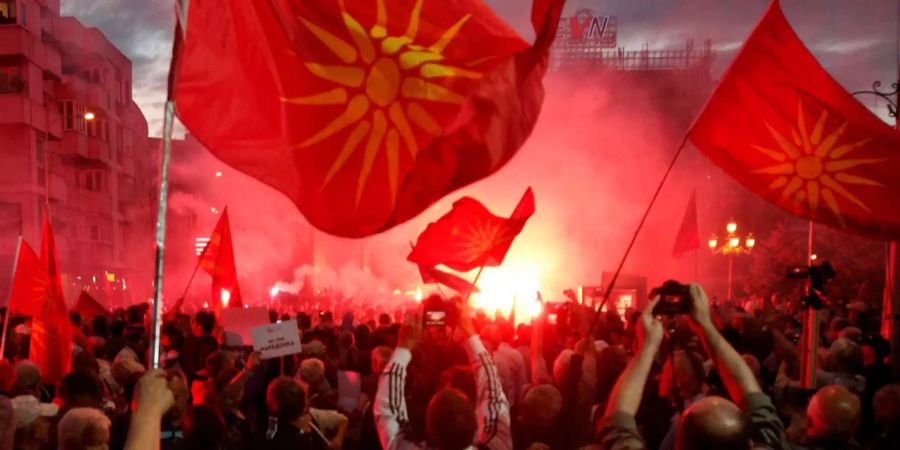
top-left (61, 0), bottom-right (900, 135)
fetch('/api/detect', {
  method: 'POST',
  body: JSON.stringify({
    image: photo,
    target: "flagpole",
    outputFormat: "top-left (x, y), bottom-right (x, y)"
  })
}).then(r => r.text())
top-left (179, 257), bottom-right (203, 301)
top-left (589, 136), bottom-right (689, 333)
top-left (464, 265), bottom-right (486, 305)
top-left (0, 237), bottom-right (23, 359)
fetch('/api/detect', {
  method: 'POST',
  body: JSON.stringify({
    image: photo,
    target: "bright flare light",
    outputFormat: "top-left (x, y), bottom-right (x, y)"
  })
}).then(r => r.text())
top-left (414, 287), bottom-right (423, 302)
top-left (270, 286), bottom-right (280, 297)
top-left (472, 264), bottom-right (540, 326)
top-left (221, 289), bottom-right (231, 308)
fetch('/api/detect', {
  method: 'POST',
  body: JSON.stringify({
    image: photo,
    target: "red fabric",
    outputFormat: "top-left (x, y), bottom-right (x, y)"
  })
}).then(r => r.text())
top-left (39, 215), bottom-right (63, 302)
top-left (688, 0), bottom-right (900, 241)
top-left (173, 0), bottom-right (565, 237)
top-left (10, 239), bottom-right (72, 385)
top-left (198, 209), bottom-right (243, 310)
top-left (418, 265), bottom-right (479, 294)
top-left (408, 188), bottom-right (535, 272)
top-left (73, 291), bottom-right (108, 321)
top-left (672, 190), bottom-right (700, 258)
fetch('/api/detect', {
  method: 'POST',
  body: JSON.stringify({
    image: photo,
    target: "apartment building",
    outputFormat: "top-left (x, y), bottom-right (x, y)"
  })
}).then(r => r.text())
top-left (0, 0), bottom-right (157, 305)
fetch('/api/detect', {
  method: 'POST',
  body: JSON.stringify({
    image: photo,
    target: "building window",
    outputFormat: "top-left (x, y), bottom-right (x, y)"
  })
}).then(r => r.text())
top-left (61, 100), bottom-right (88, 133)
top-left (36, 133), bottom-right (46, 187)
top-left (90, 224), bottom-right (99, 241)
top-left (82, 170), bottom-right (104, 192)
top-left (0, 1), bottom-right (16, 25)
top-left (0, 66), bottom-right (24, 94)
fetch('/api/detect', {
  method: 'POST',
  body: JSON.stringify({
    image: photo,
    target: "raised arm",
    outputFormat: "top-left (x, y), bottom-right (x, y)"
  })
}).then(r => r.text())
top-left (459, 302), bottom-right (512, 450)
top-left (686, 284), bottom-right (761, 404)
top-left (604, 296), bottom-right (662, 416)
top-left (124, 370), bottom-right (175, 450)
top-left (374, 313), bottom-right (420, 450)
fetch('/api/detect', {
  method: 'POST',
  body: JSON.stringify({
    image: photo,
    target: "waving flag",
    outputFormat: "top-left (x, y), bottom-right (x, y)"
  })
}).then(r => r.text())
top-left (73, 290), bottom-right (109, 321)
top-left (672, 190), bottom-right (700, 258)
top-left (688, 0), bottom-right (900, 240)
top-left (408, 188), bottom-right (535, 272)
top-left (198, 209), bottom-right (243, 309)
top-left (173, 0), bottom-right (565, 237)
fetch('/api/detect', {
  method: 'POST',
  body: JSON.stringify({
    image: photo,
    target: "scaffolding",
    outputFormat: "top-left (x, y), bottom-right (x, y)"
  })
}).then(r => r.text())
top-left (551, 38), bottom-right (715, 73)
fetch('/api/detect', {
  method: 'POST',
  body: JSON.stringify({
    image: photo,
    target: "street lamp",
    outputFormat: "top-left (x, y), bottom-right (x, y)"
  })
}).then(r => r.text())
top-left (84, 111), bottom-right (96, 121)
top-left (708, 220), bottom-right (755, 300)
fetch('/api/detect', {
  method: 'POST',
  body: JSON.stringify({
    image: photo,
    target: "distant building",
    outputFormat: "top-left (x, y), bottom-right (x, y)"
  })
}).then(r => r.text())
top-left (0, 0), bottom-right (157, 306)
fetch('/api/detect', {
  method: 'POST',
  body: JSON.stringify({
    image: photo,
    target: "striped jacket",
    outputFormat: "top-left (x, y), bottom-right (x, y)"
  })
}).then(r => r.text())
top-left (375, 336), bottom-right (512, 450)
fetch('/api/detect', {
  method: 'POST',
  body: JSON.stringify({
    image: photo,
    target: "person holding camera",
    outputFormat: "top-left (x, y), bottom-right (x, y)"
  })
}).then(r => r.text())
top-left (374, 299), bottom-right (511, 450)
top-left (595, 283), bottom-right (788, 450)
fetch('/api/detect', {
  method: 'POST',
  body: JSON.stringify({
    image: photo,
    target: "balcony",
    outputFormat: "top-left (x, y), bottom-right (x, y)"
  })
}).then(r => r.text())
top-left (45, 110), bottom-right (62, 139)
top-left (86, 83), bottom-right (109, 111)
top-left (58, 132), bottom-right (112, 164)
top-left (0, 27), bottom-right (62, 78)
top-left (68, 188), bottom-right (112, 214)
top-left (48, 172), bottom-right (67, 202)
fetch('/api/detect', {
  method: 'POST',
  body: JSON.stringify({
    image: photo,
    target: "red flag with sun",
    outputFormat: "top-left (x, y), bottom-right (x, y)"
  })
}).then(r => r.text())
top-left (173, 0), bottom-right (564, 237)
top-left (408, 188), bottom-right (535, 272)
top-left (688, 0), bottom-right (900, 240)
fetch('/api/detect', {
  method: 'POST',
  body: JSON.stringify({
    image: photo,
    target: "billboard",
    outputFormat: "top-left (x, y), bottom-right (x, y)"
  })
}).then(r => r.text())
top-left (556, 8), bottom-right (617, 48)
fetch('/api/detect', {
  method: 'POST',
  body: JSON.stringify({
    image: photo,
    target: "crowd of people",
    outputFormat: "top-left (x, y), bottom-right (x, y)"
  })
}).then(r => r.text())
top-left (0, 281), bottom-right (896, 450)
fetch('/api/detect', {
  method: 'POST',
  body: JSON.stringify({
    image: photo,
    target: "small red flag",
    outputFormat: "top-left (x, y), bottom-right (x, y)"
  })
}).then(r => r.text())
top-left (408, 188), bottom-right (535, 272)
top-left (73, 291), bottom-right (109, 321)
top-left (418, 265), bottom-right (480, 294)
top-left (10, 240), bottom-right (71, 384)
top-left (198, 209), bottom-right (243, 309)
top-left (672, 190), bottom-right (700, 258)
top-left (173, 0), bottom-right (565, 237)
top-left (688, 0), bottom-right (900, 241)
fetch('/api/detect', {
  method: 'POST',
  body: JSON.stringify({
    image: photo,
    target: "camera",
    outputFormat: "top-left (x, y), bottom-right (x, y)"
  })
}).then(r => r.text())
top-left (785, 261), bottom-right (835, 309)
top-left (650, 280), bottom-right (692, 316)
top-left (422, 295), bottom-right (459, 328)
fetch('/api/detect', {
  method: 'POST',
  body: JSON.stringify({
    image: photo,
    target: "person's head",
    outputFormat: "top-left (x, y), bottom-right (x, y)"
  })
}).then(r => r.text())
top-left (861, 333), bottom-right (890, 366)
top-left (266, 377), bottom-right (307, 425)
top-left (205, 352), bottom-right (235, 379)
top-left (193, 312), bottom-right (216, 336)
top-left (87, 337), bottom-right (107, 361)
top-left (339, 330), bottom-right (355, 349)
top-left (183, 405), bottom-right (226, 450)
top-left (298, 313), bottom-right (312, 331)
top-left (378, 313), bottom-right (391, 327)
top-left (71, 353), bottom-right (100, 375)
top-left (58, 370), bottom-right (105, 411)
top-left (91, 316), bottom-right (109, 339)
top-left (874, 384), bottom-right (900, 428)
top-left (838, 326), bottom-right (862, 342)
top-left (161, 323), bottom-right (185, 352)
top-left (371, 346), bottom-right (393, 375)
top-left (805, 385), bottom-right (860, 443)
top-left (354, 323), bottom-right (372, 350)
top-left (125, 305), bottom-right (144, 326)
top-left (426, 388), bottom-right (477, 450)
top-left (164, 369), bottom-right (189, 425)
top-left (520, 384), bottom-right (563, 427)
top-left (12, 395), bottom-right (58, 449)
top-left (109, 320), bottom-right (126, 339)
top-left (57, 407), bottom-right (111, 450)
top-left (676, 396), bottom-right (750, 450)
top-left (823, 338), bottom-right (863, 374)
top-left (659, 350), bottom-right (707, 402)
top-left (298, 358), bottom-right (326, 388)
top-left (827, 317), bottom-right (850, 341)
top-left (12, 361), bottom-right (42, 397)
top-left (69, 312), bottom-right (83, 329)
top-left (439, 366), bottom-right (477, 403)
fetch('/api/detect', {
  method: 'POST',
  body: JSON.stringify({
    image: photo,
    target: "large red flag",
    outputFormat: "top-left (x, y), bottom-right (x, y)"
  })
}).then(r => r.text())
top-left (688, 0), bottom-right (900, 241)
top-left (173, 0), bottom-right (565, 237)
top-left (39, 214), bottom-right (64, 301)
top-left (198, 209), bottom-right (243, 309)
top-left (408, 188), bottom-right (535, 272)
top-left (672, 190), bottom-right (700, 258)
top-left (10, 240), bottom-right (71, 384)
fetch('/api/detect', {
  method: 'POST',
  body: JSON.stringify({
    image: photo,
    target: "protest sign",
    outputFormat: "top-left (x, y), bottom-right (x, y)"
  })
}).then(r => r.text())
top-left (250, 320), bottom-right (302, 359)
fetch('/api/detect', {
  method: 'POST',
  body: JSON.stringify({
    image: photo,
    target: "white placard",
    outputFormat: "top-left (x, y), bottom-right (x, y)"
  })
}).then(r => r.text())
top-left (250, 320), bottom-right (302, 359)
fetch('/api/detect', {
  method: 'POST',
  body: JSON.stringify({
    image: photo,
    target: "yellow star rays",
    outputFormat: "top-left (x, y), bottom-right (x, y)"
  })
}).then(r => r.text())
top-left (752, 101), bottom-right (884, 223)
top-left (283, 0), bottom-right (483, 208)
top-left (453, 219), bottom-right (517, 264)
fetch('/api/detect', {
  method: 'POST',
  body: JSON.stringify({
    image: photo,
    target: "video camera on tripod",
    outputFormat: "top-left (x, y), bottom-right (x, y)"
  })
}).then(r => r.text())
top-left (785, 261), bottom-right (836, 309)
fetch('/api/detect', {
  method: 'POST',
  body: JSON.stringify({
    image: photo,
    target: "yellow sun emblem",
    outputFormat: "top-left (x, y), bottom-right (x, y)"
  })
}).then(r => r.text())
top-left (453, 219), bottom-right (515, 263)
top-left (752, 101), bottom-right (884, 223)
top-left (282, 0), bottom-right (483, 208)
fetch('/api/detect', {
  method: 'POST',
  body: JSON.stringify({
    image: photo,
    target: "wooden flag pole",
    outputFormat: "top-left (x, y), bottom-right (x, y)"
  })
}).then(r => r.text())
top-left (464, 265), bottom-right (486, 305)
top-left (0, 237), bottom-right (23, 359)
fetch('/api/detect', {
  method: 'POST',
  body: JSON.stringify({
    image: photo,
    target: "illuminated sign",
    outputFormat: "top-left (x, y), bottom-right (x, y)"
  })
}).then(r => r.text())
top-left (556, 8), bottom-right (617, 48)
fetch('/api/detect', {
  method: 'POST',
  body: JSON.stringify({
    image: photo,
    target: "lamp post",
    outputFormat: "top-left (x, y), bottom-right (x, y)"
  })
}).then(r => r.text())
top-left (708, 220), bottom-right (755, 300)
